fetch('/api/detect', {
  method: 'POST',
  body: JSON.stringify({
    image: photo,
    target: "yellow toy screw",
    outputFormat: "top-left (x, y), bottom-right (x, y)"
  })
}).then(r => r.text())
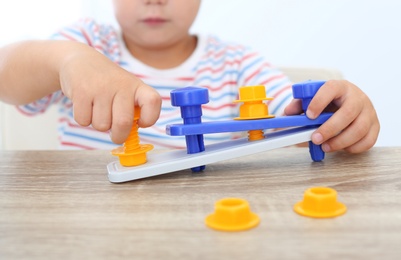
top-left (234, 85), bottom-right (274, 141)
top-left (111, 107), bottom-right (153, 167)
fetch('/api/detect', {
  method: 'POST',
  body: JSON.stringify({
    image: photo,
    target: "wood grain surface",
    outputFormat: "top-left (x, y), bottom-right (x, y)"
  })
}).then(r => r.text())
top-left (1, 147), bottom-right (400, 259)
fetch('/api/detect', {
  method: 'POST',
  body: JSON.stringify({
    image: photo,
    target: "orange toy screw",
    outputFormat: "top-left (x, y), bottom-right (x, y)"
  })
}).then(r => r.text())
top-left (111, 107), bottom-right (153, 167)
top-left (234, 85), bottom-right (274, 141)
top-left (294, 187), bottom-right (347, 218)
top-left (205, 198), bottom-right (260, 232)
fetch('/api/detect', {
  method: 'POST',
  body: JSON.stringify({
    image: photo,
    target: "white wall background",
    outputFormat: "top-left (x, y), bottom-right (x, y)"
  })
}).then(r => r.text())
top-left (1, 0), bottom-right (400, 147)
top-left (0, 0), bottom-right (83, 43)
top-left (192, 0), bottom-right (401, 147)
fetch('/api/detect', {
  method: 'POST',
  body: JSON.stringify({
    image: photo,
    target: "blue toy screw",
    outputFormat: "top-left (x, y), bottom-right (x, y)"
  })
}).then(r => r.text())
top-left (292, 80), bottom-right (326, 111)
top-left (292, 80), bottom-right (326, 162)
top-left (170, 87), bottom-right (209, 172)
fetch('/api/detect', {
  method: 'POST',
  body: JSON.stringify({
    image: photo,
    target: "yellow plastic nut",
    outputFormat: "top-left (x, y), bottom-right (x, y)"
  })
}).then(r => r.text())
top-left (237, 102), bottom-right (273, 119)
top-left (205, 198), bottom-right (260, 231)
top-left (112, 144), bottom-right (153, 167)
top-left (234, 86), bottom-right (274, 120)
top-left (294, 187), bottom-right (347, 218)
top-left (234, 85), bottom-right (272, 102)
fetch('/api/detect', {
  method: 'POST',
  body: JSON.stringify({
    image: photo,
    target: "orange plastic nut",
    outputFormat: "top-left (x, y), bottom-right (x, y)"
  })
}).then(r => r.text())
top-left (234, 85), bottom-right (272, 102)
top-left (205, 198), bottom-right (260, 231)
top-left (112, 144), bottom-right (153, 167)
top-left (236, 102), bottom-right (274, 120)
top-left (294, 187), bottom-right (347, 218)
top-left (234, 86), bottom-right (274, 120)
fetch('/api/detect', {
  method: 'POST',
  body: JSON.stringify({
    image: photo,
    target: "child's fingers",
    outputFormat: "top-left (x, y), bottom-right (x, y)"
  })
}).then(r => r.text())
top-left (319, 111), bottom-right (366, 152)
top-left (284, 99), bottom-right (303, 116)
top-left (135, 84), bottom-right (162, 127)
top-left (344, 122), bottom-right (380, 153)
top-left (73, 96), bottom-right (92, 127)
top-left (311, 94), bottom-right (364, 146)
top-left (110, 90), bottom-right (135, 144)
top-left (306, 80), bottom-right (345, 119)
top-left (322, 106), bottom-right (379, 152)
top-left (91, 95), bottom-right (113, 132)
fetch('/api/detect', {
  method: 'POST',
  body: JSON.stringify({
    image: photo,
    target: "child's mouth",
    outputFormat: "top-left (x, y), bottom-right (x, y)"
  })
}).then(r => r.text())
top-left (142, 18), bottom-right (168, 26)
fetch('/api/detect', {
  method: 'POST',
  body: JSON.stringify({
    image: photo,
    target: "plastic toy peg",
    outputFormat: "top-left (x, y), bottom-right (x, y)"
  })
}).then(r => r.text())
top-left (294, 187), bottom-right (347, 218)
top-left (292, 80), bottom-right (326, 162)
top-left (170, 87), bottom-right (209, 172)
top-left (309, 141), bottom-right (325, 162)
top-left (292, 80), bottom-right (325, 111)
top-left (111, 107), bottom-right (153, 167)
top-left (205, 198), bottom-right (260, 231)
top-left (234, 86), bottom-right (274, 141)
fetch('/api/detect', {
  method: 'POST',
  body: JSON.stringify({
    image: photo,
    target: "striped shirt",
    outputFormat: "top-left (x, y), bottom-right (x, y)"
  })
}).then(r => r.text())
top-left (18, 18), bottom-right (293, 150)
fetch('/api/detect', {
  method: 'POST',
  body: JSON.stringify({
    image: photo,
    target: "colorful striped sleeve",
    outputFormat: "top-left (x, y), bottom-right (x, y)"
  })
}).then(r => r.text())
top-left (16, 91), bottom-right (65, 116)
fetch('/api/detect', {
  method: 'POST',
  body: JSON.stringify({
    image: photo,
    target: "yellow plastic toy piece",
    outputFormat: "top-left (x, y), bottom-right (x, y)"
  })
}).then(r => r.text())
top-left (233, 86), bottom-right (274, 141)
top-left (294, 187), bottom-right (347, 218)
top-left (234, 85), bottom-right (274, 120)
top-left (111, 107), bottom-right (153, 167)
top-left (205, 198), bottom-right (260, 231)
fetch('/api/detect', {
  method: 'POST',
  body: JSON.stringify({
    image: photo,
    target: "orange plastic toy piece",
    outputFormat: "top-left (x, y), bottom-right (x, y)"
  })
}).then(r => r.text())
top-left (205, 198), bottom-right (260, 231)
top-left (233, 86), bottom-right (274, 141)
top-left (294, 187), bottom-right (347, 218)
top-left (111, 107), bottom-right (153, 167)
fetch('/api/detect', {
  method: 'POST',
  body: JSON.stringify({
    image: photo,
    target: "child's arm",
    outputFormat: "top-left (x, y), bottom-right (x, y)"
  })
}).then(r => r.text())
top-left (284, 80), bottom-right (380, 153)
top-left (0, 40), bottom-right (161, 144)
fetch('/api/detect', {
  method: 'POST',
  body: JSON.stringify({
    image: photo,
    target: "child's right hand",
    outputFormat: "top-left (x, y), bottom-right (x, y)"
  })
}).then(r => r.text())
top-left (284, 80), bottom-right (379, 153)
top-left (58, 44), bottom-right (161, 144)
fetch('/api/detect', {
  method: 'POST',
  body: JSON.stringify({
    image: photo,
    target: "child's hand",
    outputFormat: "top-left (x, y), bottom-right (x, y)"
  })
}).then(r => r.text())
top-left (58, 45), bottom-right (161, 144)
top-left (284, 80), bottom-right (380, 153)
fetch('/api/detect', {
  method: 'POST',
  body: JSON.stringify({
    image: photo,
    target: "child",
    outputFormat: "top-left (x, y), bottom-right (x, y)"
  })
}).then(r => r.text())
top-left (0, 0), bottom-right (379, 153)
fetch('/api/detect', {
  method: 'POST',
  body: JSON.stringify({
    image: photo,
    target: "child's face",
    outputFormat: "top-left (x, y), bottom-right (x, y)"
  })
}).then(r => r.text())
top-left (113, 0), bottom-right (201, 49)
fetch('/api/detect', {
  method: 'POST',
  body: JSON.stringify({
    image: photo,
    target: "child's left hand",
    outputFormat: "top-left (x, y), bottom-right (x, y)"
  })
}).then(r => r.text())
top-left (284, 80), bottom-right (380, 153)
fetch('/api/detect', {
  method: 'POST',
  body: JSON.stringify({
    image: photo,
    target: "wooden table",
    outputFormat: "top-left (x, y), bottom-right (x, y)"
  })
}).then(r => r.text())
top-left (1, 147), bottom-right (400, 259)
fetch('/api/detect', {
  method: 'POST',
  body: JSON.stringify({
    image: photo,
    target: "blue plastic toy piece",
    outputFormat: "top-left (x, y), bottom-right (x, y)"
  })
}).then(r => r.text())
top-left (292, 80), bottom-right (325, 111)
top-left (170, 87), bottom-right (209, 172)
top-left (167, 113), bottom-right (332, 136)
top-left (168, 80), bottom-right (329, 165)
top-left (292, 80), bottom-right (326, 161)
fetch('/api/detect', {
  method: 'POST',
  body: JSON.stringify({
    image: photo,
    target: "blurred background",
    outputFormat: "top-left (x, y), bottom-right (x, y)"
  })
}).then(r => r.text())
top-left (1, 0), bottom-right (400, 147)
